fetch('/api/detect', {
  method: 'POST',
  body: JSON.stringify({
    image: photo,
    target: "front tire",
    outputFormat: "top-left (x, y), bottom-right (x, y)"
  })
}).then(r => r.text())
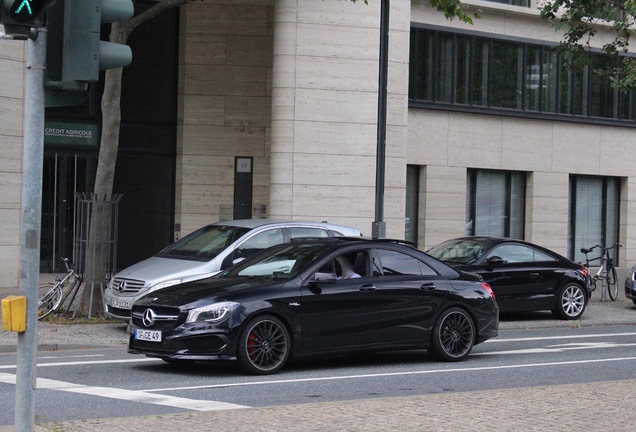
top-left (607, 267), bottom-right (618, 301)
top-left (430, 307), bottom-right (475, 362)
top-left (38, 283), bottom-right (62, 320)
top-left (237, 315), bottom-right (290, 375)
top-left (554, 283), bottom-right (586, 320)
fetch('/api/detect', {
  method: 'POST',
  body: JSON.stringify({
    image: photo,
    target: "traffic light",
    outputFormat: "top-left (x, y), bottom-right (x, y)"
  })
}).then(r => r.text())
top-left (45, 0), bottom-right (134, 106)
top-left (0, 0), bottom-right (55, 36)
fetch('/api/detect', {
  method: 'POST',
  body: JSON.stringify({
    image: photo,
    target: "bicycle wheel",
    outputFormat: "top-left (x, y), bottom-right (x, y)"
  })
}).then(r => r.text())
top-left (607, 267), bottom-right (618, 301)
top-left (38, 283), bottom-right (63, 319)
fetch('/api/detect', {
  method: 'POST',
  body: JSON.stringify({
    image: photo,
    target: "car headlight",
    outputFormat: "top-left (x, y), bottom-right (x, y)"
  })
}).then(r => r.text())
top-left (147, 279), bottom-right (182, 294)
top-left (186, 301), bottom-right (238, 323)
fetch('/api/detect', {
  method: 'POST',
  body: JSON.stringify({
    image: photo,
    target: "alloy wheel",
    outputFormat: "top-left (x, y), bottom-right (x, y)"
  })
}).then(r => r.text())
top-left (437, 310), bottom-right (474, 359)
top-left (243, 318), bottom-right (289, 373)
top-left (561, 285), bottom-right (585, 317)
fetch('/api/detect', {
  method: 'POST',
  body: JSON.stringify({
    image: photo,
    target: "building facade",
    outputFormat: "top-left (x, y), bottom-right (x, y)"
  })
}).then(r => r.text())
top-left (1, 0), bottom-right (635, 296)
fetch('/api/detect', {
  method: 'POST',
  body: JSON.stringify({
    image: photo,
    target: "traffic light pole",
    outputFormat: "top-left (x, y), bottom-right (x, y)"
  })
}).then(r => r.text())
top-left (15, 27), bottom-right (46, 432)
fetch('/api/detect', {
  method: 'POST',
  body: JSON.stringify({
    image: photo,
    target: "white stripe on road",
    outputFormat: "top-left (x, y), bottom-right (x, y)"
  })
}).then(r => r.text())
top-left (0, 357), bottom-right (161, 370)
top-left (144, 356), bottom-right (636, 393)
top-left (487, 332), bottom-right (636, 343)
top-left (39, 354), bottom-right (104, 359)
top-left (0, 372), bottom-right (247, 412)
top-left (475, 342), bottom-right (636, 356)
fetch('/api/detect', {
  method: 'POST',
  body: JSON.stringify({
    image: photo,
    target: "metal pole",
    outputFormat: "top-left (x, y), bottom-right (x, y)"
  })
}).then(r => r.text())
top-left (16, 27), bottom-right (47, 432)
top-left (372, 0), bottom-right (390, 239)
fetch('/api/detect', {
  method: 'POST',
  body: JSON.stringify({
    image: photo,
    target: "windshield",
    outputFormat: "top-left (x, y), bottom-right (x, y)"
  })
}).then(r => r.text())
top-left (428, 238), bottom-right (491, 265)
top-left (157, 225), bottom-right (250, 261)
top-left (222, 243), bottom-right (334, 280)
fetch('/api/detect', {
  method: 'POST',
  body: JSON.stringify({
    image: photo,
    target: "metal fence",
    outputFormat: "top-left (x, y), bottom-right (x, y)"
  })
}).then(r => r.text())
top-left (74, 192), bottom-right (122, 317)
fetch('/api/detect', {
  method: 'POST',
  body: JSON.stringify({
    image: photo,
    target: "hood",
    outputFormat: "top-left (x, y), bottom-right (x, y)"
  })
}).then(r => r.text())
top-left (135, 276), bottom-right (280, 308)
top-left (114, 256), bottom-right (217, 285)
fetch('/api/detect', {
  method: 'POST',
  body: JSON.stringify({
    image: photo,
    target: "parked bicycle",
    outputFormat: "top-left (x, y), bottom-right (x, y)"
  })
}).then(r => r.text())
top-left (580, 242), bottom-right (622, 301)
top-left (37, 258), bottom-right (83, 319)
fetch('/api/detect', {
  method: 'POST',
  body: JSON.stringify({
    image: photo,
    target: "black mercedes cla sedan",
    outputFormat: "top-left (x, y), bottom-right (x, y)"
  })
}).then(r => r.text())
top-left (428, 237), bottom-right (591, 320)
top-left (128, 238), bottom-right (498, 375)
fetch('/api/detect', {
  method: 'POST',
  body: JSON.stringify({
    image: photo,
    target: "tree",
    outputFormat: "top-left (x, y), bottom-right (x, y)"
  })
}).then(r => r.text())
top-left (80, 0), bottom-right (478, 316)
top-left (540, 0), bottom-right (636, 90)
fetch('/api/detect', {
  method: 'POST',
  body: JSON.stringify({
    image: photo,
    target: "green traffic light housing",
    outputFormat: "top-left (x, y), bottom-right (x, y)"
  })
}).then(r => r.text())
top-left (1, 0), bottom-right (55, 35)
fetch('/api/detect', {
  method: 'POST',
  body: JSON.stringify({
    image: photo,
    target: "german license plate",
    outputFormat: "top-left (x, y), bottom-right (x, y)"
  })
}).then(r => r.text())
top-left (135, 329), bottom-right (162, 342)
top-left (111, 298), bottom-right (131, 309)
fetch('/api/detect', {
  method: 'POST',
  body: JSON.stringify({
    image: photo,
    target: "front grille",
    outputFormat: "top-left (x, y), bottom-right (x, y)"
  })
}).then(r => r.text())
top-left (111, 277), bottom-right (146, 294)
top-left (131, 305), bottom-right (182, 330)
top-left (107, 305), bottom-right (132, 318)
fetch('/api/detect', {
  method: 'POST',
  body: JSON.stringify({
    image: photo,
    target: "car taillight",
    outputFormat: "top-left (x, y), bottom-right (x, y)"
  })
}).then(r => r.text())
top-left (578, 267), bottom-right (589, 278)
top-left (481, 282), bottom-right (495, 298)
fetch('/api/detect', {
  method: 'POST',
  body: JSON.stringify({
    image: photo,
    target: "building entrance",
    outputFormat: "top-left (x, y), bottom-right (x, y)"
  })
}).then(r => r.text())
top-left (41, 152), bottom-right (97, 272)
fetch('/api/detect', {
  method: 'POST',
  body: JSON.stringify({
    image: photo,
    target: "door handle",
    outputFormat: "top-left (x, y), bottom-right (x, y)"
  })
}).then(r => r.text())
top-left (359, 284), bottom-right (377, 292)
top-left (529, 273), bottom-right (540, 278)
top-left (420, 282), bottom-right (436, 290)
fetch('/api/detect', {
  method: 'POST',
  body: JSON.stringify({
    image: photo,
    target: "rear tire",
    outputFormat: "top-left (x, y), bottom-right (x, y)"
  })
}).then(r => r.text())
top-left (237, 315), bottom-right (290, 375)
top-left (430, 307), bottom-right (475, 362)
top-left (607, 267), bottom-right (618, 301)
top-left (38, 283), bottom-right (62, 320)
top-left (554, 283), bottom-right (586, 320)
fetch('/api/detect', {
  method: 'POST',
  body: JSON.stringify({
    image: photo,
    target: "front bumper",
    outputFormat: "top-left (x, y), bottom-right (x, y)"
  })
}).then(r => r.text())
top-left (625, 279), bottom-right (636, 301)
top-left (103, 288), bottom-right (137, 320)
top-left (128, 324), bottom-right (235, 361)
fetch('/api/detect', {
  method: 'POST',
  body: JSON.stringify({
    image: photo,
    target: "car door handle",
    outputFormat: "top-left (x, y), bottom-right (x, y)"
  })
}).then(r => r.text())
top-left (529, 273), bottom-right (540, 278)
top-left (420, 283), bottom-right (436, 291)
top-left (358, 284), bottom-right (377, 292)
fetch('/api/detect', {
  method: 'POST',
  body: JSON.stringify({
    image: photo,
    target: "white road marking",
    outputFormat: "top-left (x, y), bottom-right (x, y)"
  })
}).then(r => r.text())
top-left (39, 354), bottom-right (104, 359)
top-left (487, 332), bottom-right (636, 343)
top-left (0, 357), bottom-right (161, 370)
top-left (0, 372), bottom-right (248, 411)
top-left (475, 341), bottom-right (636, 356)
top-left (144, 356), bottom-right (636, 393)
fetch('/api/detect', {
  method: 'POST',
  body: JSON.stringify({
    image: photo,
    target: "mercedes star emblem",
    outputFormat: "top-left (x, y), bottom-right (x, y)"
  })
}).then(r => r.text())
top-left (142, 308), bottom-right (156, 327)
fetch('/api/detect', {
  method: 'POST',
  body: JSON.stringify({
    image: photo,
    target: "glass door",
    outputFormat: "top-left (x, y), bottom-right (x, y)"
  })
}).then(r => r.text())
top-left (41, 152), bottom-right (97, 272)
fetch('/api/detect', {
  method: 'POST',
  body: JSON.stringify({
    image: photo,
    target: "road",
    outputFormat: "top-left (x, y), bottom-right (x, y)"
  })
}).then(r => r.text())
top-left (1, 324), bottom-right (636, 426)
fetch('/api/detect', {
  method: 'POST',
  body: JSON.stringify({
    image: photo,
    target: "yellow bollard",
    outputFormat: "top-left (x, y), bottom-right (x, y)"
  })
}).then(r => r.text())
top-left (1, 295), bottom-right (27, 332)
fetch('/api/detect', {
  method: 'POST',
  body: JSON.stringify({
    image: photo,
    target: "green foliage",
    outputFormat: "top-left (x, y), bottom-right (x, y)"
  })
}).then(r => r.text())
top-left (540, 0), bottom-right (636, 90)
top-left (430, 0), bottom-right (482, 24)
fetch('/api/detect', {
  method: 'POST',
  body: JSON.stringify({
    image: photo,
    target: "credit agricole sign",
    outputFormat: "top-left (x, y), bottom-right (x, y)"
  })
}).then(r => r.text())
top-left (44, 121), bottom-right (99, 147)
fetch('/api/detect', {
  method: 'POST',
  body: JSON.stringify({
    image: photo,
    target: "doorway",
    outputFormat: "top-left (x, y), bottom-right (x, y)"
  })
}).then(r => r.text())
top-left (41, 152), bottom-right (97, 272)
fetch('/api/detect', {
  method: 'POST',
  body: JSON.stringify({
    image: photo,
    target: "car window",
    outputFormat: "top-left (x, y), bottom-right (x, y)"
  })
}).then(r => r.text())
top-left (375, 249), bottom-right (435, 276)
top-left (158, 225), bottom-right (250, 260)
top-left (486, 244), bottom-right (534, 263)
top-left (316, 251), bottom-right (368, 280)
top-left (533, 249), bottom-right (557, 262)
top-left (289, 227), bottom-right (329, 239)
top-left (236, 228), bottom-right (285, 258)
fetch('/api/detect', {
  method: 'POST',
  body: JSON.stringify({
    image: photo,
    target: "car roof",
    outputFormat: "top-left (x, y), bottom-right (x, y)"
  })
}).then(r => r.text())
top-left (211, 218), bottom-right (359, 232)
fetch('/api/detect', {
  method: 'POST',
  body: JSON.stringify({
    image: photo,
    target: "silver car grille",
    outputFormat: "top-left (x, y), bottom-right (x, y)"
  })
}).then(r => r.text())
top-left (111, 277), bottom-right (146, 294)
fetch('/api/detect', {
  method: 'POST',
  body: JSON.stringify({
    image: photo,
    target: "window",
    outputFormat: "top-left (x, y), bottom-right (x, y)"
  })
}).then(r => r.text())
top-left (405, 165), bottom-right (420, 244)
top-left (409, 26), bottom-right (636, 125)
top-left (331, 251), bottom-right (368, 279)
top-left (375, 250), bottom-right (437, 276)
top-left (237, 228), bottom-right (284, 257)
top-left (486, 244), bottom-right (556, 263)
top-left (466, 169), bottom-right (526, 239)
top-left (289, 227), bottom-right (329, 239)
top-left (568, 176), bottom-right (620, 263)
top-left (483, 0), bottom-right (529, 6)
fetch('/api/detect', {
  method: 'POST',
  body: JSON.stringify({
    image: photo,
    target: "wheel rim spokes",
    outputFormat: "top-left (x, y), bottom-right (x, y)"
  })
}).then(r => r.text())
top-left (562, 286), bottom-right (584, 316)
top-left (246, 320), bottom-right (287, 371)
top-left (439, 312), bottom-right (473, 358)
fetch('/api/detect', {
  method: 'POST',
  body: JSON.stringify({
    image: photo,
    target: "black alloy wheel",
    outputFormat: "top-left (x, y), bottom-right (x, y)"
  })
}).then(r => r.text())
top-left (554, 283), bottom-right (586, 320)
top-left (430, 307), bottom-right (475, 362)
top-left (238, 315), bottom-right (290, 375)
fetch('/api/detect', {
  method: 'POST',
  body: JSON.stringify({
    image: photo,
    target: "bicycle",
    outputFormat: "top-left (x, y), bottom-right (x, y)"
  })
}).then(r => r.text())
top-left (37, 257), bottom-right (83, 319)
top-left (580, 242), bottom-right (622, 301)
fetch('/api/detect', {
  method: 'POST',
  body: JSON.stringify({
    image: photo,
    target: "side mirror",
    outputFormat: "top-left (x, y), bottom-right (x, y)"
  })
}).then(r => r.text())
top-left (487, 256), bottom-right (505, 266)
top-left (221, 250), bottom-right (240, 270)
top-left (232, 257), bottom-right (246, 265)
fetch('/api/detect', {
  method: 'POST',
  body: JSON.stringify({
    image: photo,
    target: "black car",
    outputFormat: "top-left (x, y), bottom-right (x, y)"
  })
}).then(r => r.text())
top-left (428, 237), bottom-right (591, 320)
top-left (128, 238), bottom-right (498, 374)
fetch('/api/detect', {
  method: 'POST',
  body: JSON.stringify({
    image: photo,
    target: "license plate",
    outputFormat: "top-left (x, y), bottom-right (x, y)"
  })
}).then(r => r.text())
top-left (111, 298), bottom-right (131, 309)
top-left (135, 329), bottom-right (162, 342)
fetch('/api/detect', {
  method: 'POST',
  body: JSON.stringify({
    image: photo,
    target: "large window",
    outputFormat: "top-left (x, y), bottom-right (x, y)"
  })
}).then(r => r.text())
top-left (568, 176), bottom-right (620, 263)
top-left (409, 27), bottom-right (636, 125)
top-left (466, 169), bottom-right (526, 239)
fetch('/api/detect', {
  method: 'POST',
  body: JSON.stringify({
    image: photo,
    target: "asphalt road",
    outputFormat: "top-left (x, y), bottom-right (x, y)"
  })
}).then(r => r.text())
top-left (1, 324), bottom-right (636, 426)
